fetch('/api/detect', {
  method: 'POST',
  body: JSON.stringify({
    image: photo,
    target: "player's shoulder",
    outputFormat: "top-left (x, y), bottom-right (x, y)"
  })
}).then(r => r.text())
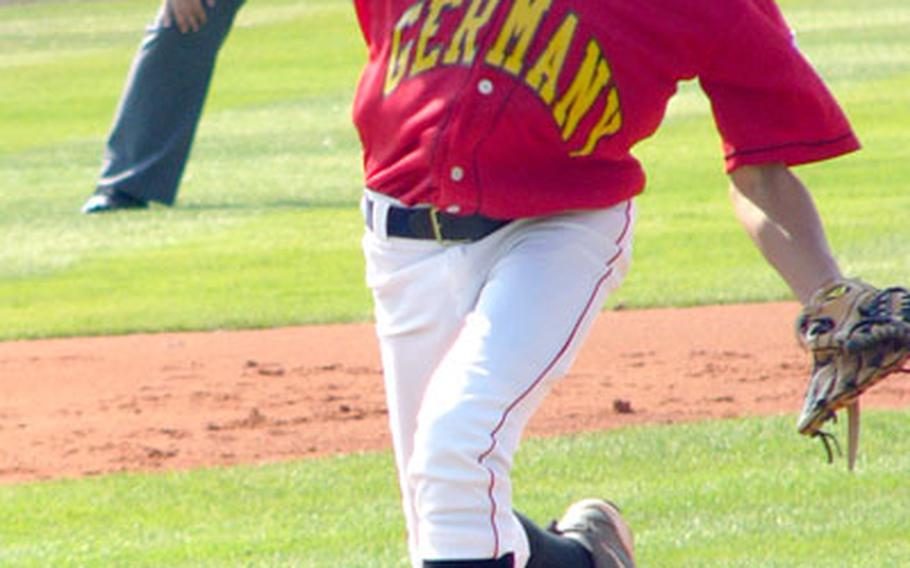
top-left (649, 0), bottom-right (790, 42)
top-left (654, 0), bottom-right (785, 22)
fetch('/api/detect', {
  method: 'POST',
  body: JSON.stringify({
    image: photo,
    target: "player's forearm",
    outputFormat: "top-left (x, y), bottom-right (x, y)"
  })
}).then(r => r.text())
top-left (728, 163), bottom-right (842, 304)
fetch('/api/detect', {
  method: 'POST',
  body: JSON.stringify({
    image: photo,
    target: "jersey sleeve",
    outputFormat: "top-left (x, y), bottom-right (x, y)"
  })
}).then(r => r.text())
top-left (697, 0), bottom-right (859, 172)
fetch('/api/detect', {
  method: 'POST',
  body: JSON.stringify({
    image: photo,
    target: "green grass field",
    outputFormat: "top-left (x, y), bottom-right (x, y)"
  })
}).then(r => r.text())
top-left (2, 414), bottom-right (909, 567)
top-left (1, 0), bottom-right (909, 566)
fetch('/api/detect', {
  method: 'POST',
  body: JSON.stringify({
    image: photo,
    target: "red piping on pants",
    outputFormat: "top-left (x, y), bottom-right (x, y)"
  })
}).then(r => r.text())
top-left (476, 200), bottom-right (634, 558)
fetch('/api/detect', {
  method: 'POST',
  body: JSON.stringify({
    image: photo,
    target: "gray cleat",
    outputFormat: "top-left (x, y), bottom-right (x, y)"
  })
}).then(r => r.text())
top-left (555, 499), bottom-right (635, 568)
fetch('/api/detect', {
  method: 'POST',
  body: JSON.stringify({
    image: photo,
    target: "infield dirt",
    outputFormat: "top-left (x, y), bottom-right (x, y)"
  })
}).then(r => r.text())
top-left (2, 302), bottom-right (909, 484)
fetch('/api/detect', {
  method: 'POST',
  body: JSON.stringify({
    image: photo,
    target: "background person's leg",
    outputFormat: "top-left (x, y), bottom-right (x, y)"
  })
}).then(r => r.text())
top-left (84, 0), bottom-right (244, 212)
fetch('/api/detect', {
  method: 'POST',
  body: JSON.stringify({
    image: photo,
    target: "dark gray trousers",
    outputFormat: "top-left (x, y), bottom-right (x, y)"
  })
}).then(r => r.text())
top-left (96, 0), bottom-right (245, 205)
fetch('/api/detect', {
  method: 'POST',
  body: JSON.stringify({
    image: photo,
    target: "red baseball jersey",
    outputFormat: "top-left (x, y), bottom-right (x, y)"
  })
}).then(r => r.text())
top-left (351, 0), bottom-right (859, 220)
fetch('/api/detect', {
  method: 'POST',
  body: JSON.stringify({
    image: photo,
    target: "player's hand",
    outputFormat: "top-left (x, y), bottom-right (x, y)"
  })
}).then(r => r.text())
top-left (161, 0), bottom-right (216, 33)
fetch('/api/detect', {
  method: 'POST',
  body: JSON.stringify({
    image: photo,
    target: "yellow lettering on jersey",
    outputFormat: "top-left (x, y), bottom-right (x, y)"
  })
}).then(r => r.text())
top-left (524, 13), bottom-right (577, 104)
top-left (442, 0), bottom-right (501, 65)
top-left (412, 0), bottom-right (463, 75)
top-left (571, 87), bottom-right (622, 157)
top-left (552, 39), bottom-right (611, 141)
top-left (384, 2), bottom-right (424, 95)
top-left (485, 0), bottom-right (553, 76)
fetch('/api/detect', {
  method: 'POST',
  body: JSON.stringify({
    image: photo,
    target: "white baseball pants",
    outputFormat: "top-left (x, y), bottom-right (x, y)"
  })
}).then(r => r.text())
top-left (362, 192), bottom-right (635, 567)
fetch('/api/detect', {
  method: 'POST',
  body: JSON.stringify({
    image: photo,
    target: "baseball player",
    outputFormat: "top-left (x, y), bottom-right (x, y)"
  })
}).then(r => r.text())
top-left (82, 0), bottom-right (244, 213)
top-left (350, 0), bottom-right (872, 566)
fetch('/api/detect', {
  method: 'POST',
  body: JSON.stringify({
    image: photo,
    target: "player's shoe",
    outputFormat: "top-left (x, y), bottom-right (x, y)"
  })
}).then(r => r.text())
top-left (554, 498), bottom-right (635, 568)
top-left (81, 188), bottom-right (148, 214)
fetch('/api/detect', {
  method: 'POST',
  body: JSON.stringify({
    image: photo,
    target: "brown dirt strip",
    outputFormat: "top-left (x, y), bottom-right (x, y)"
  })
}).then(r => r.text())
top-left (1, 302), bottom-right (908, 484)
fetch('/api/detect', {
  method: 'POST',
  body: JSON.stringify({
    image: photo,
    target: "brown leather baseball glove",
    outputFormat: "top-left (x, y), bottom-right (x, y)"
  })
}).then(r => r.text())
top-left (795, 278), bottom-right (910, 470)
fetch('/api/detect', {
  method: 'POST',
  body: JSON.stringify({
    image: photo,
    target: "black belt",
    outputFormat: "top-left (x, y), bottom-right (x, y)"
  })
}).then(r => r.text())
top-left (365, 197), bottom-right (511, 242)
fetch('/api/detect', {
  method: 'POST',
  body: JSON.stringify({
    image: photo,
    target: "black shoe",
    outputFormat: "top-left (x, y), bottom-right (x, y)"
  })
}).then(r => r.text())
top-left (81, 189), bottom-right (148, 214)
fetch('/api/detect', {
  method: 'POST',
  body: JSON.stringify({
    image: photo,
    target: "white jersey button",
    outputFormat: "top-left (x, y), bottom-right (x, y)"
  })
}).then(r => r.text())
top-left (446, 204), bottom-right (461, 214)
top-left (477, 79), bottom-right (494, 95)
top-left (450, 166), bottom-right (465, 182)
